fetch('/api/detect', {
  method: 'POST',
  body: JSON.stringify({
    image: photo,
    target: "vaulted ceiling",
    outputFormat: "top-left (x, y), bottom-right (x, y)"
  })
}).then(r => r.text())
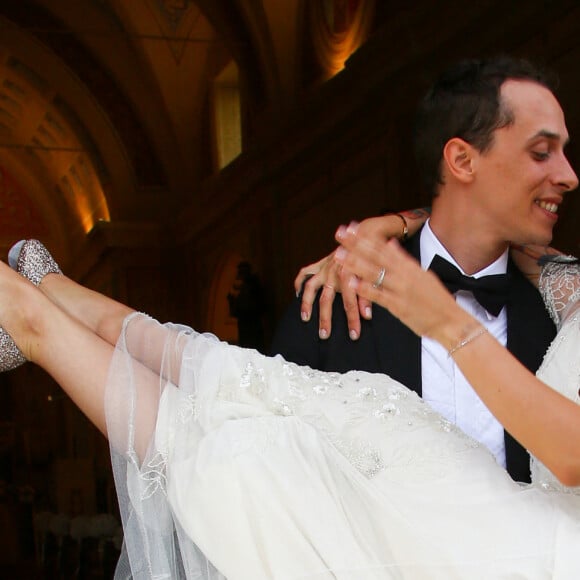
top-left (1, 0), bottom-right (578, 270)
top-left (0, 0), bottom-right (309, 262)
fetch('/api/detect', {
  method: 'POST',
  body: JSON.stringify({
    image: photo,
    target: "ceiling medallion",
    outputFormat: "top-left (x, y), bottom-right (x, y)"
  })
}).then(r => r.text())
top-left (155, 0), bottom-right (195, 30)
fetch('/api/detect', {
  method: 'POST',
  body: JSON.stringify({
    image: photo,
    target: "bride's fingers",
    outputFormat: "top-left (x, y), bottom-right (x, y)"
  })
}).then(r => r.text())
top-left (335, 236), bottom-right (458, 339)
top-left (335, 246), bottom-right (378, 286)
top-left (336, 235), bottom-right (408, 291)
top-left (336, 223), bottom-right (434, 301)
top-left (342, 240), bottom-right (415, 302)
top-left (335, 227), bottom-right (388, 281)
top-left (346, 272), bottom-right (394, 307)
top-left (344, 267), bottom-right (426, 337)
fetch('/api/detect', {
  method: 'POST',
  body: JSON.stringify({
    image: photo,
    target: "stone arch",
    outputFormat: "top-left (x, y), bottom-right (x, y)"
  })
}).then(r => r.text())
top-left (205, 250), bottom-right (244, 344)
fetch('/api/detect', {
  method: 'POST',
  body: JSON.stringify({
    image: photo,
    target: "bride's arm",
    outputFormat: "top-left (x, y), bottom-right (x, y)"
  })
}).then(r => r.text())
top-left (335, 230), bottom-right (580, 486)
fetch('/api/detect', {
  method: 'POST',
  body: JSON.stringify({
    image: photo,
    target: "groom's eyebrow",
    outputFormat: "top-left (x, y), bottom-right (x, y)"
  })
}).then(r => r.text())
top-left (528, 129), bottom-right (569, 145)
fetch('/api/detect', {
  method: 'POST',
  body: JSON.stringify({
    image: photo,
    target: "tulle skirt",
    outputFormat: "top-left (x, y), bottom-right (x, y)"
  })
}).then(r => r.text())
top-left (106, 313), bottom-right (580, 579)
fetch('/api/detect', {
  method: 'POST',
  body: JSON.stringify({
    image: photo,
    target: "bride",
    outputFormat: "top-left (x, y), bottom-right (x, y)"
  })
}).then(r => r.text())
top-left (1, 237), bottom-right (579, 579)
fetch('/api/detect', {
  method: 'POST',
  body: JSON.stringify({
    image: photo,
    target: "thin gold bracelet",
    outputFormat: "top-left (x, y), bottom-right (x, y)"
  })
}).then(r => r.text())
top-left (392, 213), bottom-right (409, 241)
top-left (448, 326), bottom-right (488, 356)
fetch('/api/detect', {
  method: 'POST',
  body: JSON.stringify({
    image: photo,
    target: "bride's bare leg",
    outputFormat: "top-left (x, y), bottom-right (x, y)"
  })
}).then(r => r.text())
top-left (39, 272), bottom-right (184, 383)
top-left (13, 240), bottom-right (186, 385)
top-left (39, 272), bottom-right (133, 347)
top-left (0, 262), bottom-right (159, 459)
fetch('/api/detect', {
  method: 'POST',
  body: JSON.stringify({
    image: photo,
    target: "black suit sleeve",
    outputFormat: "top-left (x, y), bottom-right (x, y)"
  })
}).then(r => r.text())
top-left (270, 290), bottom-right (389, 374)
top-left (269, 294), bottom-right (323, 368)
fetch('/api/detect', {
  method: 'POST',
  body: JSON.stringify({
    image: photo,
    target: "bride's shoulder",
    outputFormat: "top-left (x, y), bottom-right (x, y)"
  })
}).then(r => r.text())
top-left (538, 257), bottom-right (580, 328)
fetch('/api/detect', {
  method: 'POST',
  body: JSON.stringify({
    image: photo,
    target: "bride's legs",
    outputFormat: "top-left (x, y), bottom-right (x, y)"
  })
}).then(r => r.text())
top-left (12, 240), bottom-right (187, 390)
top-left (38, 272), bottom-right (184, 383)
top-left (0, 262), bottom-right (158, 459)
top-left (38, 271), bottom-right (133, 347)
top-left (9, 239), bottom-right (133, 347)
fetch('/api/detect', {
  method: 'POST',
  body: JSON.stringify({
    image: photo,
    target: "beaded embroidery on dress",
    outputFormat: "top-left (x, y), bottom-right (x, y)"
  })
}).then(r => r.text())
top-left (107, 310), bottom-right (580, 579)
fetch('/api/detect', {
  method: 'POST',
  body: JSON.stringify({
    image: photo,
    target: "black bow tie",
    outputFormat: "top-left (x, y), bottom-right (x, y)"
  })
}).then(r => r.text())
top-left (428, 255), bottom-right (511, 316)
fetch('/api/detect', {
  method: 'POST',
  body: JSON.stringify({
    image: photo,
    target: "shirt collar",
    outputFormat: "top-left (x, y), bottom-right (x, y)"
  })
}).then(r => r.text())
top-left (420, 219), bottom-right (509, 277)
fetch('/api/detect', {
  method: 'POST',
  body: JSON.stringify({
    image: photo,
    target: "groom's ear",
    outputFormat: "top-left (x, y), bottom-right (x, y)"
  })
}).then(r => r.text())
top-left (442, 138), bottom-right (475, 183)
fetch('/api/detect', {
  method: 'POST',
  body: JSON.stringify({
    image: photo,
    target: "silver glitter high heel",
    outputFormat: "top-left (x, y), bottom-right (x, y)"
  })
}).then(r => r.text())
top-left (0, 240), bottom-right (62, 372)
top-left (0, 326), bottom-right (26, 372)
top-left (0, 241), bottom-right (50, 371)
top-left (8, 239), bottom-right (62, 286)
top-left (0, 240), bottom-right (62, 373)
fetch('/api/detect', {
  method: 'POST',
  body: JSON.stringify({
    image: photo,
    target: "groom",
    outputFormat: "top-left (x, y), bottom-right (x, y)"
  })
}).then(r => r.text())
top-left (270, 57), bottom-right (578, 483)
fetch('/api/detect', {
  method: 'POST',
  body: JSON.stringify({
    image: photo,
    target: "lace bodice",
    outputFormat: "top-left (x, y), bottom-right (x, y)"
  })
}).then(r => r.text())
top-left (532, 258), bottom-right (580, 494)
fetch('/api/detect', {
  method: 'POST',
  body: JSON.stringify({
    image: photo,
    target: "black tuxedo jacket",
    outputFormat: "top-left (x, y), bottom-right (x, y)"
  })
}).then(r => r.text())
top-left (270, 233), bottom-right (556, 483)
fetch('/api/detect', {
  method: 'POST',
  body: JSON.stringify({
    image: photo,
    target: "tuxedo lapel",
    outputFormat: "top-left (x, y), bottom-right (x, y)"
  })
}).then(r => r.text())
top-left (371, 234), bottom-right (423, 395)
top-left (505, 259), bottom-right (556, 372)
top-left (504, 258), bottom-right (556, 482)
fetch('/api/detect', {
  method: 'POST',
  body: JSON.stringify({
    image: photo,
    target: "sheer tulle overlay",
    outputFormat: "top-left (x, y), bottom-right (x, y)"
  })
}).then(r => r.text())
top-left (106, 308), bottom-right (580, 579)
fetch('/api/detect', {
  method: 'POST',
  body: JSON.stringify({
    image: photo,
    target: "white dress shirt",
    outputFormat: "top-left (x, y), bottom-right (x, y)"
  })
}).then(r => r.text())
top-left (420, 220), bottom-right (509, 467)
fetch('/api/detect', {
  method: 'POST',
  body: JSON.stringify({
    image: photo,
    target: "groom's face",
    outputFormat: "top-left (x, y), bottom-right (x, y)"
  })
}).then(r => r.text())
top-left (472, 79), bottom-right (578, 246)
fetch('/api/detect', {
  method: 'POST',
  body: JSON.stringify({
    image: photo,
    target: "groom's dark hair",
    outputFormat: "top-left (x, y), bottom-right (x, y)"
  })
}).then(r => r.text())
top-left (414, 56), bottom-right (557, 197)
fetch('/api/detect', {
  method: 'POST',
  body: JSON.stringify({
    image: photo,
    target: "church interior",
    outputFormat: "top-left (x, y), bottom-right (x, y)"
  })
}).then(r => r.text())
top-left (0, 0), bottom-right (579, 576)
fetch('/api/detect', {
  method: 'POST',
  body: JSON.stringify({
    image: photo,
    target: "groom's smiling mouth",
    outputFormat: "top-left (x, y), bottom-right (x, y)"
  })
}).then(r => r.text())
top-left (535, 200), bottom-right (559, 214)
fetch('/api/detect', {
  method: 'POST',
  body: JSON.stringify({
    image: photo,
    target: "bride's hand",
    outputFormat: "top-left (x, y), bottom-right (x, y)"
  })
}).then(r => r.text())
top-left (294, 210), bottom-right (430, 340)
top-left (294, 251), bottom-right (369, 340)
top-left (334, 225), bottom-right (467, 345)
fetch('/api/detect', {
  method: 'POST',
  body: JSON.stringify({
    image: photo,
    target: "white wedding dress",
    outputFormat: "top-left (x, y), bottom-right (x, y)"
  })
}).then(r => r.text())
top-left (107, 261), bottom-right (580, 579)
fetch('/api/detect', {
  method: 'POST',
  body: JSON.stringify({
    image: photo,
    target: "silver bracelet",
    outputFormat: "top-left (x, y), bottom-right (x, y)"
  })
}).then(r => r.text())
top-left (448, 326), bottom-right (488, 356)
